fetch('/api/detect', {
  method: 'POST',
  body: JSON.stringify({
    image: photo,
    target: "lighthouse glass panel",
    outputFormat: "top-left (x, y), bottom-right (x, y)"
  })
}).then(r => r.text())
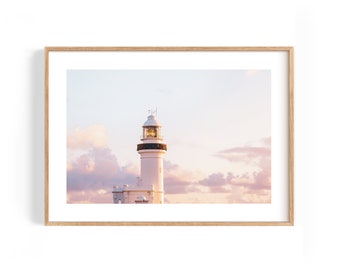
top-left (146, 127), bottom-right (157, 138)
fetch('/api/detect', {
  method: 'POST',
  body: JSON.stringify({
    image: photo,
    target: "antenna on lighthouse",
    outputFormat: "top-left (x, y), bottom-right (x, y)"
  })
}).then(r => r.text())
top-left (148, 108), bottom-right (158, 116)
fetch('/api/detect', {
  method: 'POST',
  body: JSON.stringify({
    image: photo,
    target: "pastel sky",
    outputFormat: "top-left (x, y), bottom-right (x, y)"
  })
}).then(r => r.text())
top-left (66, 70), bottom-right (271, 203)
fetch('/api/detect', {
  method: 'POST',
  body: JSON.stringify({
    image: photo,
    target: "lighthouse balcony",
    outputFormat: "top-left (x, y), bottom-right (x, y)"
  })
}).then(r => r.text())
top-left (112, 184), bottom-right (159, 192)
top-left (137, 143), bottom-right (167, 151)
top-left (140, 135), bottom-right (163, 140)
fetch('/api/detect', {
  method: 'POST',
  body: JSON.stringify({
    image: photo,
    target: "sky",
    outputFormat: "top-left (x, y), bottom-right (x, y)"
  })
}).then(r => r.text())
top-left (66, 69), bottom-right (271, 203)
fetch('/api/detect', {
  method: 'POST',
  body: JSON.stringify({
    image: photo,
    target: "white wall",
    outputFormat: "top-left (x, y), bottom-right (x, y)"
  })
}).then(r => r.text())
top-left (0, 0), bottom-right (337, 269)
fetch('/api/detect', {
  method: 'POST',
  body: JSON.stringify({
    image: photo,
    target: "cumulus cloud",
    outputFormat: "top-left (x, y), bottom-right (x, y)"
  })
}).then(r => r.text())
top-left (251, 166), bottom-right (271, 190)
top-left (197, 172), bottom-right (270, 203)
top-left (215, 146), bottom-right (270, 164)
top-left (67, 127), bottom-right (271, 204)
top-left (67, 125), bottom-right (108, 149)
top-left (163, 160), bottom-right (202, 194)
top-left (67, 189), bottom-right (113, 204)
top-left (194, 137), bottom-right (272, 203)
top-left (67, 125), bottom-right (140, 203)
top-left (198, 173), bottom-right (231, 193)
top-left (163, 137), bottom-right (272, 203)
top-left (67, 147), bottom-right (139, 203)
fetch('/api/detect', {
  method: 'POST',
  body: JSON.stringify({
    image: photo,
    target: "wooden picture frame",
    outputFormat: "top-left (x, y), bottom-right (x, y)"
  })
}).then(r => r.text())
top-left (45, 47), bottom-right (294, 226)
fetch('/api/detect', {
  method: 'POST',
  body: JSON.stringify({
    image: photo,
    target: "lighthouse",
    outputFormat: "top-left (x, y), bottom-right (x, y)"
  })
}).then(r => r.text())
top-left (112, 112), bottom-right (167, 204)
top-left (137, 113), bottom-right (167, 204)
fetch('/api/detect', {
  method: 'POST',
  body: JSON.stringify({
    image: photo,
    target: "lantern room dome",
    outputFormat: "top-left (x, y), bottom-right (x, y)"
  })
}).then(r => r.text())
top-left (143, 114), bottom-right (161, 127)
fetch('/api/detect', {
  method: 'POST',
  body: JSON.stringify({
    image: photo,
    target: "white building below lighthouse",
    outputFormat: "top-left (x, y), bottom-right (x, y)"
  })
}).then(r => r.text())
top-left (112, 112), bottom-right (167, 204)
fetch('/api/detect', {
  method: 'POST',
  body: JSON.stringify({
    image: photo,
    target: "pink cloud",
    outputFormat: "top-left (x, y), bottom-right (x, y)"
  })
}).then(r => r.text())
top-left (214, 137), bottom-right (271, 166)
top-left (251, 167), bottom-right (271, 190)
top-left (163, 160), bottom-right (202, 194)
top-left (198, 172), bottom-right (271, 203)
top-left (67, 131), bottom-right (271, 203)
top-left (67, 125), bottom-right (140, 203)
top-left (163, 137), bottom-right (272, 203)
top-left (195, 137), bottom-right (272, 202)
top-left (67, 189), bottom-right (113, 204)
top-left (67, 125), bottom-right (108, 149)
top-left (67, 147), bottom-right (139, 203)
top-left (215, 146), bottom-right (270, 163)
top-left (198, 173), bottom-right (233, 193)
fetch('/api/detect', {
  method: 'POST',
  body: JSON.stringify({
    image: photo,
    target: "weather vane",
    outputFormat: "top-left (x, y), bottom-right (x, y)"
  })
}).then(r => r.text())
top-left (148, 108), bottom-right (158, 116)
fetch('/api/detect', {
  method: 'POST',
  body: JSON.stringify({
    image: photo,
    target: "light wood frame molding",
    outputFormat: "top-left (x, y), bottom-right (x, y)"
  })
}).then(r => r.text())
top-left (45, 47), bottom-right (294, 226)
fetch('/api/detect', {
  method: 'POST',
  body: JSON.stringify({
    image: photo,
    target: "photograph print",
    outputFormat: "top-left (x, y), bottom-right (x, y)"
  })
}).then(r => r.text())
top-left (66, 69), bottom-right (271, 204)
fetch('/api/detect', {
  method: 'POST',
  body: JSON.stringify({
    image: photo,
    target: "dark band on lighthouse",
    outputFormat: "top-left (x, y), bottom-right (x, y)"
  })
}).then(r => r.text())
top-left (137, 143), bottom-right (167, 151)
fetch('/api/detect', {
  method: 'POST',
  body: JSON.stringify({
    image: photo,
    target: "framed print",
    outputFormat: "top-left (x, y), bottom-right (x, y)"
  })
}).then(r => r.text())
top-left (45, 47), bottom-right (294, 226)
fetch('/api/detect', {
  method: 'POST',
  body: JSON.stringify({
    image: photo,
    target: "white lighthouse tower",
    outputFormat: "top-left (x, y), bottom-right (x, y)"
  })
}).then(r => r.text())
top-left (112, 112), bottom-right (167, 204)
top-left (137, 112), bottom-right (167, 204)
